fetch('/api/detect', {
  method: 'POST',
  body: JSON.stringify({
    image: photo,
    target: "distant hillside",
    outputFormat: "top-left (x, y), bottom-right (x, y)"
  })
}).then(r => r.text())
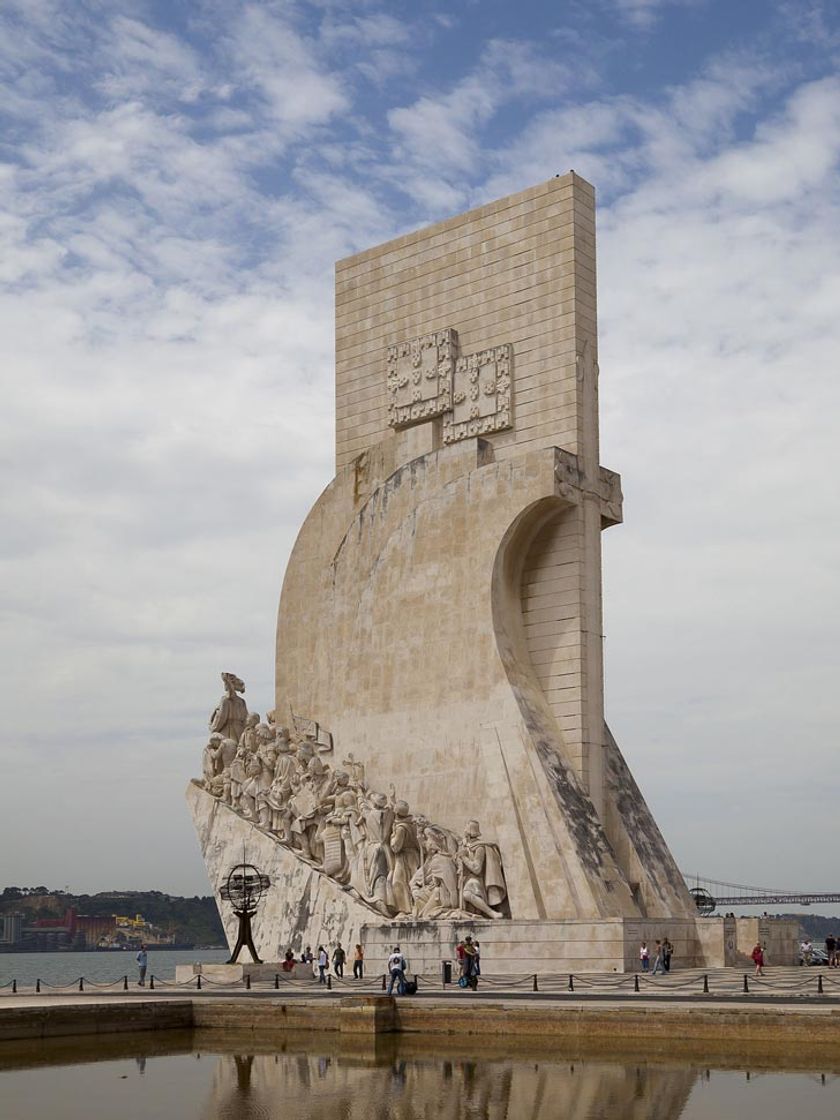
top-left (782, 914), bottom-right (840, 942)
top-left (0, 887), bottom-right (225, 947)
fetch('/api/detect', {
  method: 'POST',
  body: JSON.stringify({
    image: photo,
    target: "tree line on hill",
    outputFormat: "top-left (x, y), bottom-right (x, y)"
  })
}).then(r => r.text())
top-left (0, 887), bottom-right (225, 947)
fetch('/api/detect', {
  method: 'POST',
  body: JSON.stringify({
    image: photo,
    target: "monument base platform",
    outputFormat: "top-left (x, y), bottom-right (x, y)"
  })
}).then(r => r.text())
top-left (175, 961), bottom-right (317, 985)
top-left (360, 916), bottom-right (801, 977)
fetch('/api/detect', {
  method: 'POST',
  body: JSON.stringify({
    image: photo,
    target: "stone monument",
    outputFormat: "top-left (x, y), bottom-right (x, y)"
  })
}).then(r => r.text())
top-left (188, 174), bottom-right (728, 974)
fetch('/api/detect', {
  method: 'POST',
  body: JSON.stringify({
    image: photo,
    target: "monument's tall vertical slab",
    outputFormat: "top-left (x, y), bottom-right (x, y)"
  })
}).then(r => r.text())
top-left (275, 173), bottom-right (696, 925)
top-left (333, 176), bottom-right (606, 815)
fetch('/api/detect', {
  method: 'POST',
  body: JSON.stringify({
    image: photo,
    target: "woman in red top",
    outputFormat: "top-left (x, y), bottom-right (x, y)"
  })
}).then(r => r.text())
top-left (751, 942), bottom-right (765, 977)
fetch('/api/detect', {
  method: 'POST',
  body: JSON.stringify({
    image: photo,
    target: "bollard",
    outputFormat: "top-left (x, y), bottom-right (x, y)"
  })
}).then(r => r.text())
top-left (568, 974), bottom-right (574, 992)
top-left (36, 979), bottom-right (41, 993)
top-left (381, 973), bottom-right (387, 991)
top-left (743, 974), bottom-right (749, 993)
top-left (533, 974), bottom-right (539, 992)
top-left (123, 975), bottom-right (128, 991)
top-left (327, 974), bottom-right (332, 990)
top-left (274, 973), bottom-right (279, 989)
top-left (634, 974), bottom-right (640, 992)
top-left (12, 980), bottom-right (16, 994)
top-left (245, 973), bottom-right (251, 990)
top-left (79, 977), bottom-right (84, 992)
top-left (197, 974), bottom-right (202, 990)
top-left (150, 975), bottom-right (155, 990)
top-left (818, 974), bottom-right (824, 994)
top-left (703, 974), bottom-right (709, 994)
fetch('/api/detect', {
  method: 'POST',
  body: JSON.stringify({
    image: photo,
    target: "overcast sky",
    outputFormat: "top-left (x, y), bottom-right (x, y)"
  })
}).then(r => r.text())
top-left (1, 0), bottom-right (838, 907)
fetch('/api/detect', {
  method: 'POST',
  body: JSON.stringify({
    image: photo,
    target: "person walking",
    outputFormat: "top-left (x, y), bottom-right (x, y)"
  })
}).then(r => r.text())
top-left (751, 941), bottom-right (765, 977)
top-left (455, 939), bottom-right (466, 981)
top-left (387, 946), bottom-right (406, 995)
top-left (353, 943), bottom-right (364, 979)
top-left (332, 942), bottom-right (346, 979)
top-left (826, 933), bottom-right (836, 969)
top-left (317, 945), bottom-right (328, 984)
top-left (651, 940), bottom-right (665, 975)
top-left (639, 942), bottom-right (650, 972)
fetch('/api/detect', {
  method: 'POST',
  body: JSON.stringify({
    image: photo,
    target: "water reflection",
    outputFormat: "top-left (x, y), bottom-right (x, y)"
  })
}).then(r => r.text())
top-left (202, 1045), bottom-right (698, 1120)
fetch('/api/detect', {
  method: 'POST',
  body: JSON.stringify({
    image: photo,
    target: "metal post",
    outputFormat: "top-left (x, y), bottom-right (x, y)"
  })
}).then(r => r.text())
top-left (381, 973), bottom-right (386, 991)
top-left (245, 973), bottom-right (251, 990)
top-left (743, 974), bottom-right (748, 993)
top-left (634, 974), bottom-right (640, 992)
top-left (79, 977), bottom-right (84, 992)
top-left (123, 976), bottom-right (128, 991)
top-left (818, 974), bottom-right (824, 994)
top-left (197, 975), bottom-right (202, 990)
top-left (150, 975), bottom-right (155, 990)
top-left (327, 974), bottom-right (332, 990)
top-left (36, 979), bottom-right (40, 993)
top-left (703, 974), bottom-right (709, 994)
top-left (12, 980), bottom-right (16, 994)
top-left (274, 974), bottom-right (279, 989)
top-left (568, 974), bottom-right (574, 992)
top-left (533, 974), bottom-right (539, 992)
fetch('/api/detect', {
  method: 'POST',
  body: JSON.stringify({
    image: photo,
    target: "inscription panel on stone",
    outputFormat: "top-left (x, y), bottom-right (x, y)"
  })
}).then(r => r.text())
top-left (443, 344), bottom-right (513, 444)
top-left (386, 329), bottom-right (456, 428)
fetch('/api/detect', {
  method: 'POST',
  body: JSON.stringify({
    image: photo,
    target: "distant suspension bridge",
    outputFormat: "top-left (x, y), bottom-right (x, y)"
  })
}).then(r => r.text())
top-left (683, 875), bottom-right (840, 916)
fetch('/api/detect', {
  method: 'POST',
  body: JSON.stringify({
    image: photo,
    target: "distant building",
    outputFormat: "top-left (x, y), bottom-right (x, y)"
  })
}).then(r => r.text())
top-left (0, 912), bottom-right (24, 944)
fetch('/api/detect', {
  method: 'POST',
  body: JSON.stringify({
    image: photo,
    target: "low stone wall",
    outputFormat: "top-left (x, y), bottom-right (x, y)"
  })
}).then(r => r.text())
top-left (362, 917), bottom-right (705, 976)
top-left (0, 1001), bottom-right (193, 1042)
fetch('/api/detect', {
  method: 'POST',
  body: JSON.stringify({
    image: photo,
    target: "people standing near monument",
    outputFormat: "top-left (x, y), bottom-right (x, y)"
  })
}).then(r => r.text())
top-left (651, 940), bottom-right (664, 975)
top-left (136, 944), bottom-right (148, 987)
top-left (317, 945), bottom-right (328, 983)
top-left (752, 941), bottom-right (765, 976)
top-left (826, 933), bottom-right (836, 967)
top-left (353, 944), bottom-right (364, 979)
top-left (455, 938), bottom-right (466, 980)
top-left (387, 946), bottom-right (406, 995)
top-left (640, 942), bottom-right (650, 971)
top-left (332, 942), bottom-right (346, 978)
top-left (662, 937), bottom-right (674, 972)
top-left (801, 937), bottom-right (813, 965)
top-left (463, 936), bottom-right (479, 990)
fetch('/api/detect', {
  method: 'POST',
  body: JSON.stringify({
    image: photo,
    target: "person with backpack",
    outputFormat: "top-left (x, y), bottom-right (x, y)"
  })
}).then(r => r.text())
top-left (386, 945), bottom-right (406, 995)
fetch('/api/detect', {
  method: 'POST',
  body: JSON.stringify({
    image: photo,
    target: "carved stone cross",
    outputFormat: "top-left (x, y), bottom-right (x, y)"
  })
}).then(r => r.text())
top-left (386, 328), bottom-right (513, 444)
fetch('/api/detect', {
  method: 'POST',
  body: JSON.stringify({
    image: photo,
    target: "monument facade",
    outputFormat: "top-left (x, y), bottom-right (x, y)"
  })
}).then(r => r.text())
top-left (189, 174), bottom-right (716, 973)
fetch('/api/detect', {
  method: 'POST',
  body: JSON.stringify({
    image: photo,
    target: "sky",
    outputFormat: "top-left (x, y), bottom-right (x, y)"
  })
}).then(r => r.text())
top-left (1, 0), bottom-right (839, 907)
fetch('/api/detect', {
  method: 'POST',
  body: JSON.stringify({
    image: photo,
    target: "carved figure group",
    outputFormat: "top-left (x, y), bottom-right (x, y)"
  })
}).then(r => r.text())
top-left (201, 674), bottom-right (508, 921)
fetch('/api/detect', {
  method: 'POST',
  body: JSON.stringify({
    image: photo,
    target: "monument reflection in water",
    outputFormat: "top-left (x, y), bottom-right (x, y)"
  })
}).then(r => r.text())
top-left (200, 1049), bottom-right (697, 1120)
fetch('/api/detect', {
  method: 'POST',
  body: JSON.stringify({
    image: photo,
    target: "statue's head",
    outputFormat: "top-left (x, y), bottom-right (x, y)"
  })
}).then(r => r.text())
top-left (245, 713), bottom-right (259, 729)
top-left (371, 791), bottom-right (387, 809)
top-left (465, 819), bottom-right (481, 839)
top-left (333, 769), bottom-right (349, 787)
top-left (221, 672), bottom-right (245, 693)
top-left (395, 800), bottom-right (410, 818)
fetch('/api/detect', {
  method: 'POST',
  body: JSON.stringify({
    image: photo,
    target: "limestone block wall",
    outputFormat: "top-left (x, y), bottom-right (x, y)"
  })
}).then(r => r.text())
top-left (335, 173), bottom-right (597, 471)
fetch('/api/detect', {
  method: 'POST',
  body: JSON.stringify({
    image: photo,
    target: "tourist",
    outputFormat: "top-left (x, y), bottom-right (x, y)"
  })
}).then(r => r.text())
top-left (387, 945), bottom-right (406, 995)
top-left (332, 942), bottom-right (346, 978)
top-left (136, 943), bottom-right (148, 987)
top-left (282, 948), bottom-right (295, 972)
top-left (800, 938), bottom-right (813, 966)
top-left (463, 936), bottom-right (479, 990)
top-left (651, 940), bottom-right (664, 975)
top-left (317, 945), bottom-right (328, 983)
top-left (639, 942), bottom-right (650, 972)
top-left (662, 937), bottom-right (674, 973)
top-left (474, 940), bottom-right (481, 978)
top-left (353, 943), bottom-right (364, 979)
top-left (826, 933), bottom-right (837, 968)
top-left (455, 938), bottom-right (466, 980)
top-left (751, 941), bottom-right (765, 977)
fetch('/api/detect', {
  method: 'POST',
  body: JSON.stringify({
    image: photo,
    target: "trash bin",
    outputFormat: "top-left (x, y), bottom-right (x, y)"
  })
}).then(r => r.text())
top-left (442, 960), bottom-right (452, 984)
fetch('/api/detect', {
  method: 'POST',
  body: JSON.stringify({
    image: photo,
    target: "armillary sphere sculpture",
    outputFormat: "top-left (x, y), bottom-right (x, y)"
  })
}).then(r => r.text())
top-left (690, 886), bottom-right (716, 917)
top-left (220, 863), bottom-right (270, 964)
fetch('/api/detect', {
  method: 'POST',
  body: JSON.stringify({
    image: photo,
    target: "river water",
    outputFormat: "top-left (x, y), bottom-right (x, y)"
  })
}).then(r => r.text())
top-left (0, 1030), bottom-right (838, 1120)
top-left (0, 949), bottom-right (230, 988)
